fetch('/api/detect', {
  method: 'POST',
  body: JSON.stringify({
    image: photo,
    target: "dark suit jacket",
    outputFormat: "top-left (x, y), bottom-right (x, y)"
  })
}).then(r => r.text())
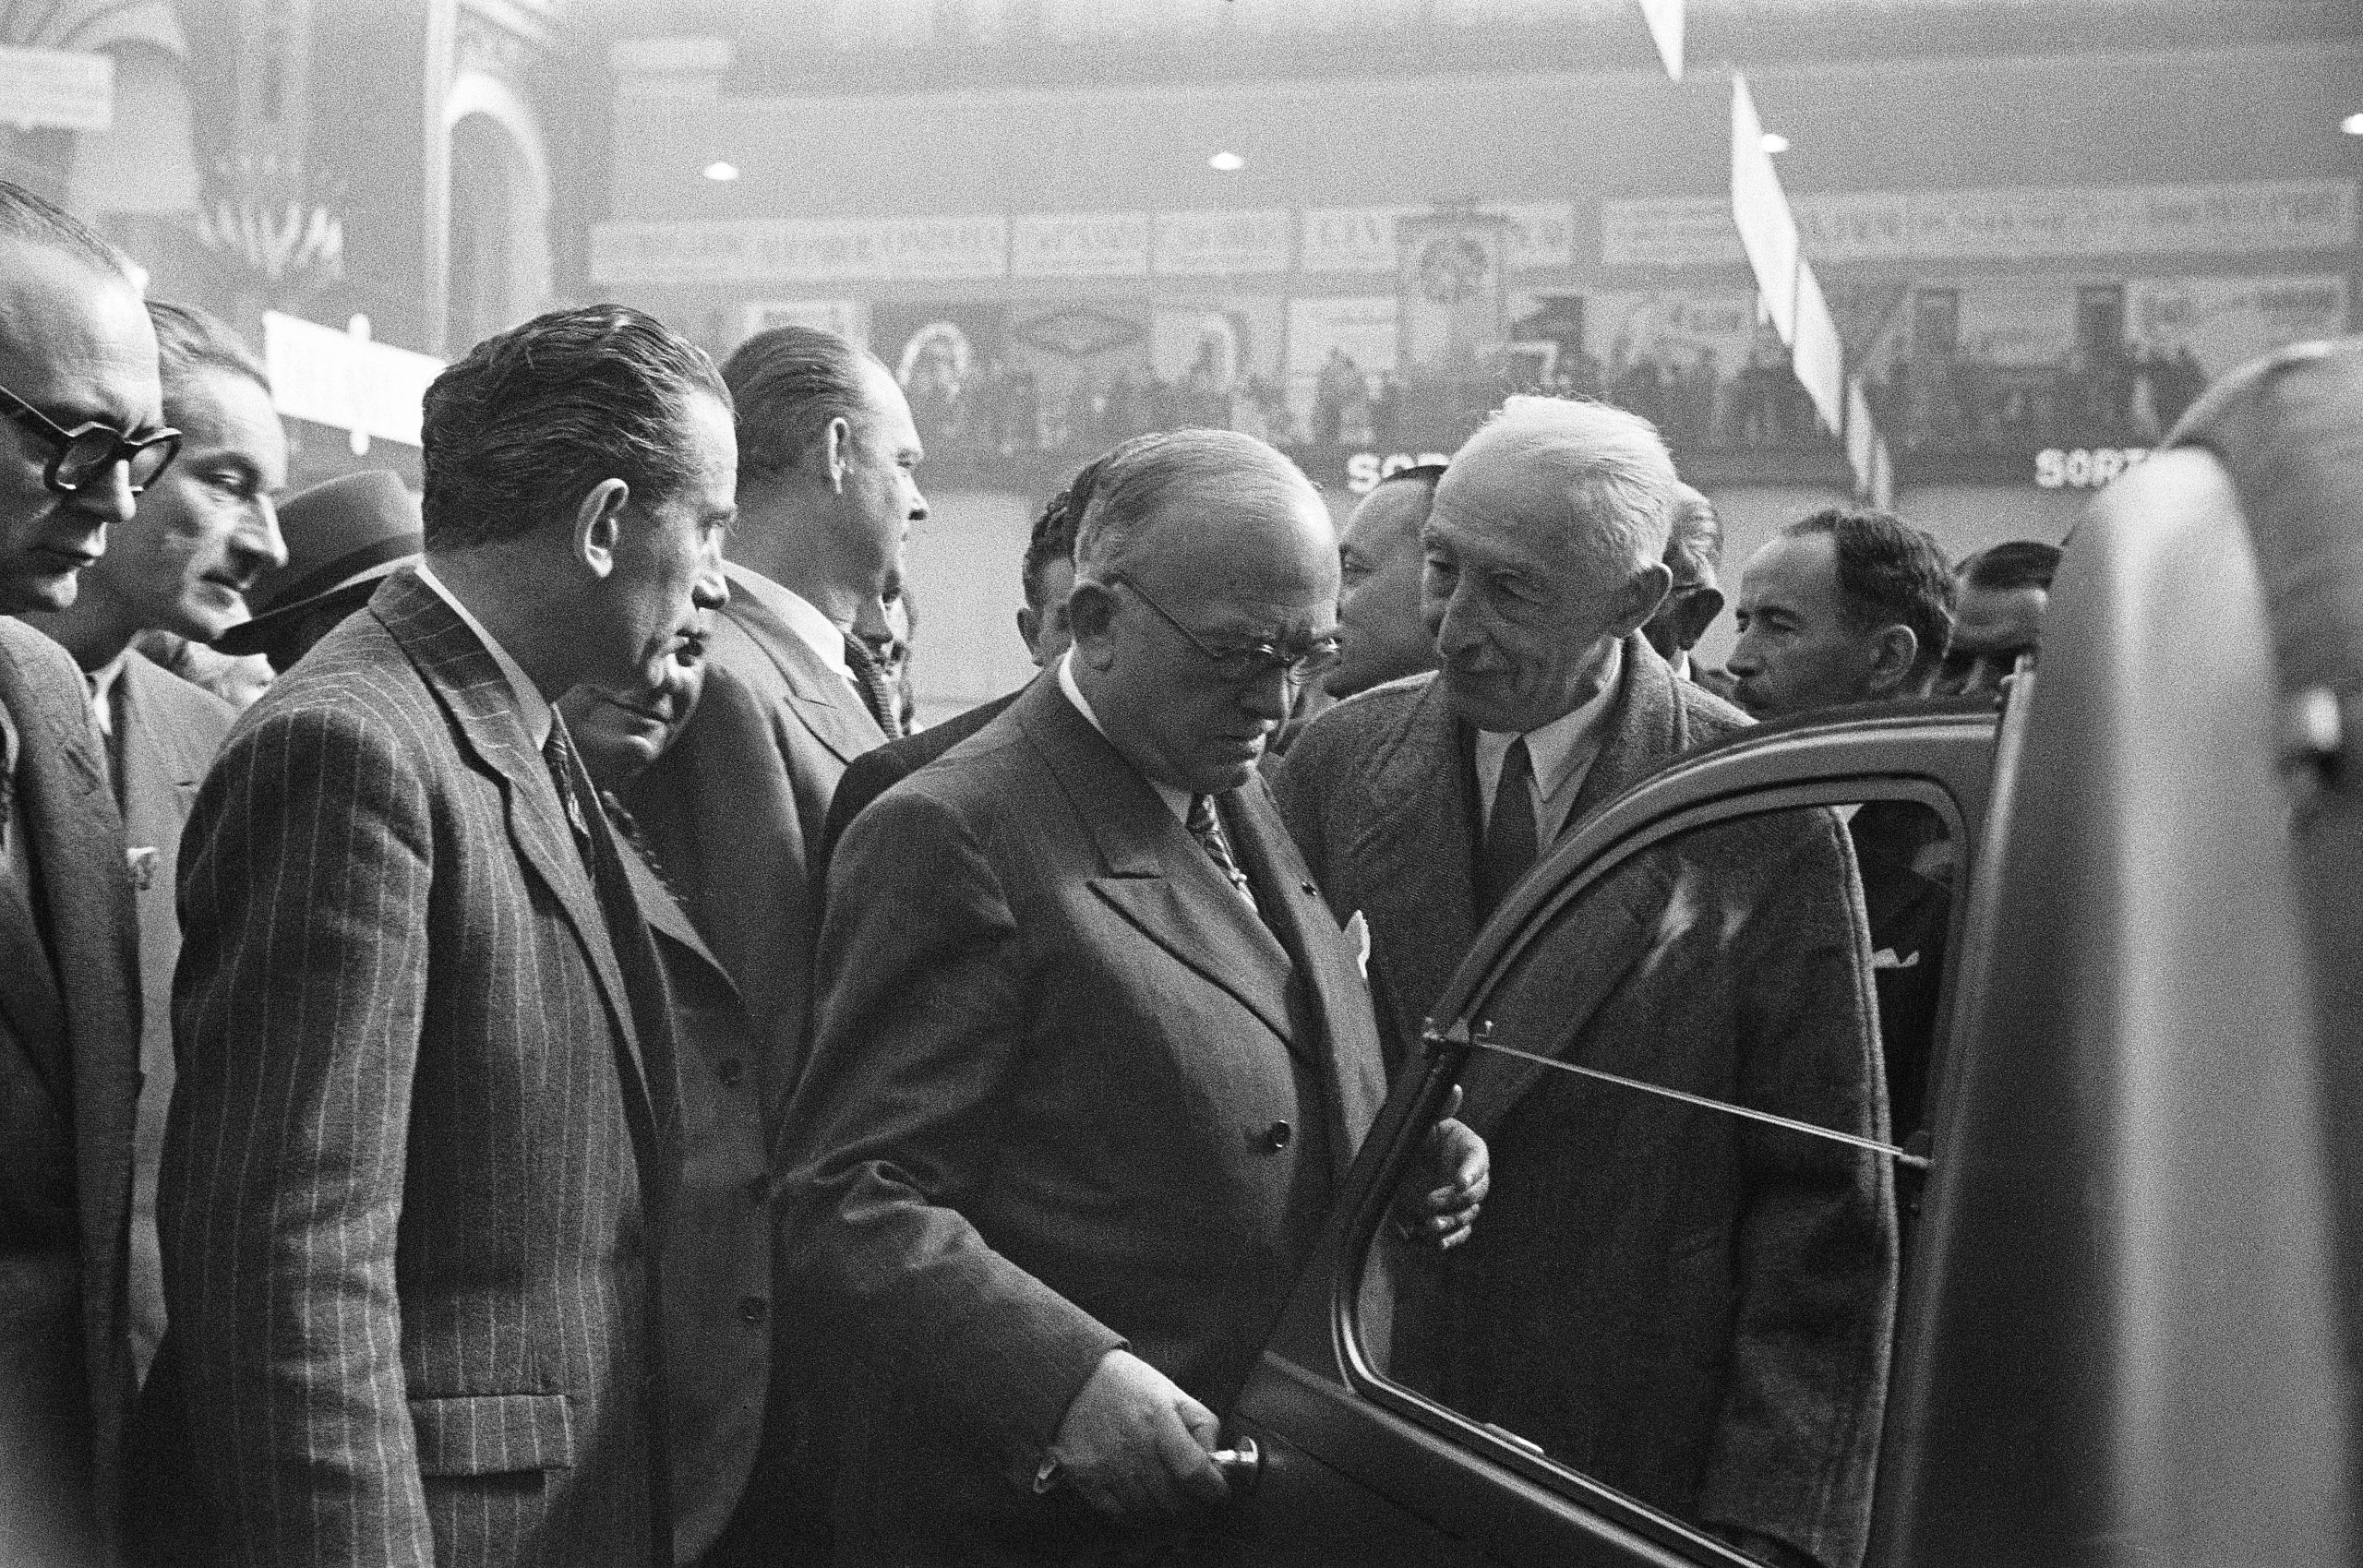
top-left (609, 833), bottom-right (772, 1567)
top-left (815, 684), bottom-right (1023, 879)
top-left (151, 569), bottom-right (679, 1567)
top-left (781, 676), bottom-right (1386, 1565)
top-left (0, 617), bottom-right (139, 1561)
top-left (628, 563), bottom-right (884, 1112)
top-left (110, 651), bottom-right (235, 1382)
top-left (1277, 638), bottom-right (1895, 1568)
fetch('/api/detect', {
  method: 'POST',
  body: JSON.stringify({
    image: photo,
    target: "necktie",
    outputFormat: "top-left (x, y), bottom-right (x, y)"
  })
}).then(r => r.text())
top-left (844, 634), bottom-right (903, 740)
top-left (1186, 795), bottom-right (1258, 912)
top-left (543, 717), bottom-right (682, 1170)
top-left (1476, 736), bottom-right (1537, 920)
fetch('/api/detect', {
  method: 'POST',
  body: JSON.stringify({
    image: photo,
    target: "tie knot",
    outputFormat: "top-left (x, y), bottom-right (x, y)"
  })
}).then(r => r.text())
top-left (1186, 794), bottom-right (1217, 835)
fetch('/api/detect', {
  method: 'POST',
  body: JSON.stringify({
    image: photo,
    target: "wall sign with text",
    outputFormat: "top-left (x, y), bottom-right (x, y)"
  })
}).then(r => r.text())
top-left (2034, 447), bottom-right (2150, 489)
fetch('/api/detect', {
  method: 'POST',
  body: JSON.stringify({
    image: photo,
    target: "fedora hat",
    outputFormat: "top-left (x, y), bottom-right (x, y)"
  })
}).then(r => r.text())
top-left (215, 470), bottom-right (423, 657)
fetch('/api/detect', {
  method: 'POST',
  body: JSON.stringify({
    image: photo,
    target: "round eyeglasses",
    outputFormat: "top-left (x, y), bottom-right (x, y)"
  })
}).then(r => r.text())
top-left (0, 383), bottom-right (181, 497)
top-left (1115, 576), bottom-right (1342, 687)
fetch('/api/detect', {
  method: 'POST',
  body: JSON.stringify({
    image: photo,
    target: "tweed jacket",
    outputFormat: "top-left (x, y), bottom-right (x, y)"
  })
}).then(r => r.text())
top-left (151, 569), bottom-right (681, 1568)
top-left (109, 650), bottom-right (235, 1382)
top-left (627, 561), bottom-right (885, 1113)
top-left (0, 616), bottom-right (140, 1557)
top-left (781, 676), bottom-right (1386, 1565)
top-left (1276, 637), bottom-right (1897, 1568)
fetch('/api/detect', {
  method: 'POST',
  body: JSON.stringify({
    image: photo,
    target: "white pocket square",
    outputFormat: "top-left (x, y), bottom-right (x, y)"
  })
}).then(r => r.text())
top-left (1344, 911), bottom-right (1372, 979)
top-left (1871, 947), bottom-right (1919, 971)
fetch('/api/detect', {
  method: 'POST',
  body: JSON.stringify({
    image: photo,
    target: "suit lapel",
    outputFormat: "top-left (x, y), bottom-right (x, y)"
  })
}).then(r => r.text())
top-left (369, 572), bottom-right (654, 1115)
top-left (1349, 680), bottom-right (1481, 1044)
top-left (1016, 680), bottom-right (1296, 1042)
top-left (720, 564), bottom-right (885, 764)
top-left (1225, 779), bottom-right (1386, 1171)
top-left (1563, 634), bottom-right (1693, 833)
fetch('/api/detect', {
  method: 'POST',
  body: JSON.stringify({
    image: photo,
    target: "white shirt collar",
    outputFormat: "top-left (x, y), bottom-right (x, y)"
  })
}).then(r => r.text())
top-left (1669, 647), bottom-right (1692, 680)
top-left (726, 561), bottom-right (851, 684)
top-left (1058, 649), bottom-right (1191, 822)
top-left (85, 650), bottom-right (130, 741)
top-left (414, 560), bottom-right (554, 749)
top-left (1473, 636), bottom-right (1625, 846)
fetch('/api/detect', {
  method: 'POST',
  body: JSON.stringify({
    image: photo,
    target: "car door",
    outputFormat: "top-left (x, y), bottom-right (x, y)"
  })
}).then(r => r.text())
top-left (1219, 706), bottom-right (1997, 1568)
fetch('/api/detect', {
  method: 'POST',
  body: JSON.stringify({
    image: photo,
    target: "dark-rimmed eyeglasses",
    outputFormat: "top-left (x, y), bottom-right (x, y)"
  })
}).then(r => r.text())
top-left (1115, 576), bottom-right (1341, 688)
top-left (0, 383), bottom-right (180, 497)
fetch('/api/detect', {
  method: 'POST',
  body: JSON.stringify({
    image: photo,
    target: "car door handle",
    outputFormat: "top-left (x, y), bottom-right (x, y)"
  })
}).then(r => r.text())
top-left (1210, 1436), bottom-right (1262, 1497)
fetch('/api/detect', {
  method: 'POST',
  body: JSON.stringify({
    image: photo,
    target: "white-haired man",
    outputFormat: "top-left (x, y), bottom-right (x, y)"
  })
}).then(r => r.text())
top-left (1277, 395), bottom-right (1896, 1568)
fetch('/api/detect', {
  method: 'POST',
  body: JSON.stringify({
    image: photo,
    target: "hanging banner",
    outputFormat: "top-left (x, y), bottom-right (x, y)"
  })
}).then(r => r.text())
top-left (1637, 0), bottom-right (1684, 79)
top-left (1398, 211), bottom-right (1512, 373)
top-left (1011, 211), bottom-right (1152, 279)
top-left (0, 46), bottom-right (113, 131)
top-left (1304, 201), bottom-right (1577, 274)
top-left (1606, 179), bottom-right (2359, 267)
top-left (1730, 78), bottom-right (1800, 342)
top-left (1152, 209), bottom-right (1293, 277)
top-left (263, 313), bottom-right (442, 449)
top-left (589, 215), bottom-right (1008, 286)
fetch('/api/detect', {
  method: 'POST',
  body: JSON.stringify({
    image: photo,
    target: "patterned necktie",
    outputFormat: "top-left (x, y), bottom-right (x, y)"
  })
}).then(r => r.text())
top-left (1187, 794), bottom-right (1257, 912)
top-left (1476, 736), bottom-right (1537, 920)
top-left (843, 634), bottom-right (903, 740)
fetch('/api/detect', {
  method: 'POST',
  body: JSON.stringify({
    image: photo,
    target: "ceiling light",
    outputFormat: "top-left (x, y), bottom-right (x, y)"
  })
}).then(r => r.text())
top-left (2343, 113), bottom-right (2363, 136)
top-left (703, 161), bottom-right (740, 182)
top-left (1759, 132), bottom-right (1791, 155)
top-left (1208, 150), bottom-right (1245, 173)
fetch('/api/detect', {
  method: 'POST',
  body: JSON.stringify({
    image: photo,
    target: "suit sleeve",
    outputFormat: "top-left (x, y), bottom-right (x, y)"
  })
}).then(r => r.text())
top-left (779, 785), bottom-right (1124, 1483)
top-left (162, 703), bottom-right (437, 1567)
top-left (1699, 812), bottom-right (1898, 1567)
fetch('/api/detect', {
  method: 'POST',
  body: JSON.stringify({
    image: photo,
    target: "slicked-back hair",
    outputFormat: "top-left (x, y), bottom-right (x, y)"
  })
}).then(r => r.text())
top-left (1664, 483), bottom-right (1722, 589)
top-left (0, 179), bottom-right (130, 280)
top-left (420, 305), bottom-right (726, 551)
top-left (147, 301), bottom-right (268, 417)
top-left (1960, 539), bottom-right (2061, 594)
top-left (724, 324), bottom-right (882, 477)
top-left (1785, 506), bottom-right (1957, 680)
top-left (1021, 451), bottom-right (1111, 613)
top-left (1074, 428), bottom-right (1318, 585)
top-left (1450, 395), bottom-right (1679, 584)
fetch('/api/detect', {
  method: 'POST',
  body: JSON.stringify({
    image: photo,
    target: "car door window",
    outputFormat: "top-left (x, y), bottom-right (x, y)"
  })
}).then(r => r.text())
top-left (1357, 795), bottom-right (1958, 1568)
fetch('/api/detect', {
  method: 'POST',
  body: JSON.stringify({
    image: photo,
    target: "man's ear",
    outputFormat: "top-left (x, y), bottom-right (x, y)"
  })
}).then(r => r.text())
top-left (572, 479), bottom-right (631, 580)
top-left (1865, 623), bottom-right (1921, 696)
top-left (1610, 561), bottom-right (1675, 638)
top-left (1669, 584), bottom-right (1725, 651)
top-left (1066, 581), bottom-right (1122, 670)
top-left (1016, 604), bottom-right (1043, 660)
top-left (822, 416), bottom-right (854, 495)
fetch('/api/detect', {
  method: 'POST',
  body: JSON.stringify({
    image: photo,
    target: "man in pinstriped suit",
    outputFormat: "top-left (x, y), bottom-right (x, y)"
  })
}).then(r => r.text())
top-left (142, 306), bottom-right (733, 1567)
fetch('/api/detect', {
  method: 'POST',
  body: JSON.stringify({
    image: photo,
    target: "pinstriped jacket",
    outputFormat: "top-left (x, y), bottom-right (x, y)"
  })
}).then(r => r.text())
top-left (149, 569), bottom-right (678, 1567)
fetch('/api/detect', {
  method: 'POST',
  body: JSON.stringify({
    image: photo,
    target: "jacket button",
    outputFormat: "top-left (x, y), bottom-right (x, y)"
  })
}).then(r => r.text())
top-left (716, 1059), bottom-right (746, 1086)
top-left (738, 1296), bottom-right (769, 1323)
top-left (1299, 880), bottom-right (1317, 895)
top-left (1259, 1120), bottom-right (1293, 1152)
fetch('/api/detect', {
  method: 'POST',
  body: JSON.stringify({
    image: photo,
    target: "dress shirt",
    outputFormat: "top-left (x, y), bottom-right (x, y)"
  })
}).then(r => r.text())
top-left (414, 560), bottom-right (553, 748)
top-left (1474, 637), bottom-right (1625, 848)
top-left (724, 561), bottom-right (860, 694)
top-left (1058, 648), bottom-right (1189, 822)
top-left (85, 651), bottom-right (128, 743)
top-left (1669, 647), bottom-right (1692, 681)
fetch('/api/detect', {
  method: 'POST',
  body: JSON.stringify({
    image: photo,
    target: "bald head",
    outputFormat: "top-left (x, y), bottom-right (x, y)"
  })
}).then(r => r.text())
top-left (0, 189), bottom-right (163, 612)
top-left (1069, 429), bottom-right (1338, 793)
